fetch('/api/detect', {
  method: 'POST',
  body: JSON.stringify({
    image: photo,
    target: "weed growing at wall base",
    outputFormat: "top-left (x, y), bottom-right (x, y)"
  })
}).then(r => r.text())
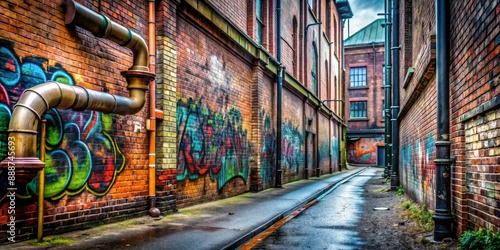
top-left (458, 229), bottom-right (500, 250)
top-left (400, 199), bottom-right (434, 232)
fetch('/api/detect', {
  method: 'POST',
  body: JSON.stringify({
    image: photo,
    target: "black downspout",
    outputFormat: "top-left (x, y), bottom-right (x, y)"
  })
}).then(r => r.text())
top-left (390, 0), bottom-right (400, 190)
top-left (276, 0), bottom-right (283, 188)
top-left (372, 42), bottom-right (377, 127)
top-left (384, 0), bottom-right (392, 178)
top-left (433, 0), bottom-right (453, 241)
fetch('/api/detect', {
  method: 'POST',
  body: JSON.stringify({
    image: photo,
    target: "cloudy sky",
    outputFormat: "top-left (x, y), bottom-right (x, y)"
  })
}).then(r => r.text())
top-left (344, 0), bottom-right (385, 38)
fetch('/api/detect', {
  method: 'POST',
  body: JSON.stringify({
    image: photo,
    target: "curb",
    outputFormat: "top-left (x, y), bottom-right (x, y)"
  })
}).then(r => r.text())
top-left (222, 167), bottom-right (369, 250)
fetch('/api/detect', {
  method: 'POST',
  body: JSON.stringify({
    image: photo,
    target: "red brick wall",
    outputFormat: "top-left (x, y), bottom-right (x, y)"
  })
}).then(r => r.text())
top-left (175, 14), bottom-right (253, 208)
top-left (207, 0), bottom-right (248, 33)
top-left (345, 44), bottom-right (385, 130)
top-left (281, 0), bottom-right (301, 77)
top-left (0, 0), bottom-right (156, 242)
top-left (449, 0), bottom-right (500, 234)
top-left (398, 0), bottom-right (500, 236)
top-left (399, 78), bottom-right (437, 208)
top-left (281, 90), bottom-right (305, 181)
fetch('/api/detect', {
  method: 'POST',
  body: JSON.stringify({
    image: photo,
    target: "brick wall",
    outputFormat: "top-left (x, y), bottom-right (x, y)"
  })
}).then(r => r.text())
top-left (0, 0), bottom-right (347, 242)
top-left (449, 0), bottom-right (500, 234)
top-left (0, 0), bottom-right (157, 242)
top-left (174, 12), bottom-right (254, 207)
top-left (398, 0), bottom-right (500, 236)
top-left (281, 90), bottom-right (305, 181)
top-left (345, 44), bottom-right (385, 130)
top-left (399, 78), bottom-right (437, 207)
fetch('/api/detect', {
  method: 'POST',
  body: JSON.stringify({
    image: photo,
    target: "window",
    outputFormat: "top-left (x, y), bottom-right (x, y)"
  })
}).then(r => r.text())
top-left (256, 0), bottom-right (264, 45)
top-left (311, 45), bottom-right (318, 95)
top-left (293, 16), bottom-right (298, 75)
top-left (350, 101), bottom-right (367, 118)
top-left (350, 67), bottom-right (367, 87)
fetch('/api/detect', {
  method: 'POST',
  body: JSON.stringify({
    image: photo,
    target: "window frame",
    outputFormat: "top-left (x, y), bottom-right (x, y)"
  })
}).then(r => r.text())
top-left (349, 66), bottom-right (367, 88)
top-left (256, 0), bottom-right (264, 45)
top-left (350, 101), bottom-right (367, 118)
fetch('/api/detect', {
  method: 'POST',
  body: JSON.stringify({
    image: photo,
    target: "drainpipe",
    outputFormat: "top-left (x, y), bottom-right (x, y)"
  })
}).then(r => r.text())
top-left (372, 42), bottom-right (377, 127)
top-left (276, 0), bottom-right (283, 188)
top-left (37, 120), bottom-right (46, 242)
top-left (316, 103), bottom-right (321, 177)
top-left (304, 94), bottom-right (310, 179)
top-left (0, 0), bottom-right (155, 183)
top-left (383, 0), bottom-right (392, 178)
top-left (147, 0), bottom-right (161, 218)
top-left (433, 0), bottom-right (453, 241)
top-left (390, 0), bottom-right (400, 190)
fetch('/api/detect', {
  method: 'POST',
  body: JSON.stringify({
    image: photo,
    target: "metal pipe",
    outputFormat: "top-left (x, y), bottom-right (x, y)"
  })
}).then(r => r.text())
top-left (383, 0), bottom-right (392, 178)
top-left (0, 0), bottom-right (154, 183)
top-left (390, 0), bottom-right (400, 190)
top-left (433, 0), bottom-right (453, 241)
top-left (316, 104), bottom-right (321, 177)
top-left (37, 119), bottom-right (46, 243)
top-left (275, 0), bottom-right (283, 188)
top-left (147, 0), bottom-right (160, 218)
top-left (372, 42), bottom-right (377, 127)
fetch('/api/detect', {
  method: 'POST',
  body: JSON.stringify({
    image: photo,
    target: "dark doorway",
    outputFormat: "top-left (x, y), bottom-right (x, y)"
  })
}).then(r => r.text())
top-left (376, 145), bottom-right (385, 167)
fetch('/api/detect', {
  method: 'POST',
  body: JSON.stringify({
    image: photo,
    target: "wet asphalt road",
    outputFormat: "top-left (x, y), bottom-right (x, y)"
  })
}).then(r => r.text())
top-left (8, 167), bottom-right (370, 250)
top-left (249, 167), bottom-right (378, 250)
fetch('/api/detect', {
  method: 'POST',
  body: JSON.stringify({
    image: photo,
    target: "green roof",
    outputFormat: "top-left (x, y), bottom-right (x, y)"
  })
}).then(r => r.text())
top-left (344, 18), bottom-right (385, 46)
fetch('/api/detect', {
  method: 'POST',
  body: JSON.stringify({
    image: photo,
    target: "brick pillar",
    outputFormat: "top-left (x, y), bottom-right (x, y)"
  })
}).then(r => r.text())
top-left (155, 0), bottom-right (179, 214)
top-left (250, 57), bottom-right (266, 192)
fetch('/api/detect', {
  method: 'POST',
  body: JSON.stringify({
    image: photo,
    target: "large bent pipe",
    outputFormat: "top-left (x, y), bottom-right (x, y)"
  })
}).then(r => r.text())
top-left (0, 0), bottom-right (154, 183)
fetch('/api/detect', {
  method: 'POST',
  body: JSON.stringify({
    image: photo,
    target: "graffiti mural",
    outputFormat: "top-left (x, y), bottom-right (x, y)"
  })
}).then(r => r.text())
top-left (319, 138), bottom-right (330, 167)
top-left (282, 120), bottom-right (304, 172)
top-left (347, 137), bottom-right (384, 164)
top-left (332, 134), bottom-right (339, 167)
top-left (399, 132), bottom-right (435, 203)
top-left (176, 97), bottom-right (251, 191)
top-left (260, 110), bottom-right (275, 187)
top-left (0, 40), bottom-right (126, 200)
top-left (260, 110), bottom-right (304, 181)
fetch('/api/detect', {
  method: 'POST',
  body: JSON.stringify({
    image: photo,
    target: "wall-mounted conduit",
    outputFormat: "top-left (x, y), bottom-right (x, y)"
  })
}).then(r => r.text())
top-left (0, 0), bottom-right (155, 184)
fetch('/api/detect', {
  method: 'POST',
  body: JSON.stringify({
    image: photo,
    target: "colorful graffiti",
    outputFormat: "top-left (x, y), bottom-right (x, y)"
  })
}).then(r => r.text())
top-left (282, 120), bottom-right (304, 172)
top-left (260, 110), bottom-right (276, 187)
top-left (0, 40), bottom-right (126, 200)
top-left (400, 132), bottom-right (435, 202)
top-left (260, 110), bottom-right (304, 183)
top-left (176, 97), bottom-right (251, 190)
top-left (332, 134), bottom-right (339, 167)
top-left (346, 137), bottom-right (384, 164)
top-left (319, 138), bottom-right (330, 167)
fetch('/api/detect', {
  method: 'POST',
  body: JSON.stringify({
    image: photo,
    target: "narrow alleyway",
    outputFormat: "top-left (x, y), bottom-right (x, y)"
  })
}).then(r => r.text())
top-left (8, 167), bottom-right (456, 249)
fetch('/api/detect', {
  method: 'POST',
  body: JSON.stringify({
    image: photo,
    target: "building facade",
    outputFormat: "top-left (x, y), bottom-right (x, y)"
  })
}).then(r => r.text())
top-left (344, 19), bottom-right (386, 166)
top-left (0, 0), bottom-right (352, 242)
top-left (396, 0), bottom-right (500, 236)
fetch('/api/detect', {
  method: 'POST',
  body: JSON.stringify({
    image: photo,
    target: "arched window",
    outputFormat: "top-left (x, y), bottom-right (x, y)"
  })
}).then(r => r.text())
top-left (333, 18), bottom-right (337, 54)
top-left (311, 44), bottom-right (318, 96)
top-left (293, 16), bottom-right (298, 76)
top-left (326, 61), bottom-right (330, 100)
top-left (326, 1), bottom-right (331, 38)
top-left (256, 0), bottom-right (264, 45)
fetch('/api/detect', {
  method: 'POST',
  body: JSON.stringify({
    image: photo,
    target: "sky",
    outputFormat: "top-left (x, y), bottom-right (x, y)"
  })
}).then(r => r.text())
top-left (344, 0), bottom-right (385, 38)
